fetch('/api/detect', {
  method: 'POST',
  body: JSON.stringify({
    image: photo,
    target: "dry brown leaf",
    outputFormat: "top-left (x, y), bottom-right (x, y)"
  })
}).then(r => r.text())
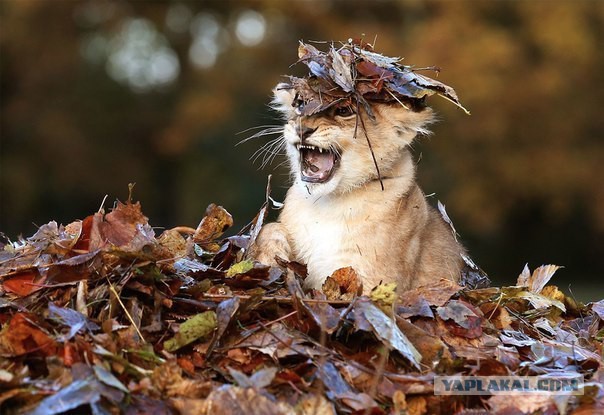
top-left (487, 394), bottom-right (556, 414)
top-left (354, 299), bottom-right (422, 368)
top-left (407, 396), bottom-right (428, 415)
top-left (152, 361), bottom-right (212, 399)
top-left (192, 204), bottom-right (233, 249)
top-left (0, 190), bottom-right (601, 415)
top-left (101, 201), bottom-right (151, 247)
top-left (157, 229), bottom-right (187, 259)
top-left (292, 40), bottom-right (469, 115)
top-left (2, 269), bottom-right (45, 296)
top-left (479, 302), bottom-right (513, 330)
top-left (0, 313), bottom-right (57, 357)
top-left (436, 300), bottom-right (483, 339)
top-left (399, 278), bottom-right (462, 309)
top-left (298, 296), bottom-right (343, 334)
top-left (198, 386), bottom-right (295, 415)
top-left (296, 394), bottom-right (336, 415)
top-left (592, 300), bottom-right (604, 319)
top-left (396, 316), bottom-right (452, 364)
top-left (322, 266), bottom-right (362, 300)
top-left (516, 264), bottom-right (562, 294)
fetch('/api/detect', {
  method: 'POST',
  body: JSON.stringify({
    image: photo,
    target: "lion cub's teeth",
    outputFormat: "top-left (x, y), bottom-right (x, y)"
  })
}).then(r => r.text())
top-left (297, 144), bottom-right (330, 154)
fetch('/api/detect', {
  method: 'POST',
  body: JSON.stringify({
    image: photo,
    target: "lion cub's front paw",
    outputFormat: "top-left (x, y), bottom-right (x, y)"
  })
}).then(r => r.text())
top-left (248, 222), bottom-right (292, 266)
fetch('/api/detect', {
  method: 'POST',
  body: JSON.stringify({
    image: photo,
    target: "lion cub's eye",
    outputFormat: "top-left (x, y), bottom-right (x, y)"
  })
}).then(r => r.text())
top-left (334, 106), bottom-right (355, 118)
top-left (292, 93), bottom-right (305, 115)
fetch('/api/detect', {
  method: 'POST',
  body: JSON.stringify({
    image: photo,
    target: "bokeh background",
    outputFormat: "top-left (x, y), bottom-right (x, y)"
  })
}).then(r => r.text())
top-left (1, 0), bottom-right (603, 299)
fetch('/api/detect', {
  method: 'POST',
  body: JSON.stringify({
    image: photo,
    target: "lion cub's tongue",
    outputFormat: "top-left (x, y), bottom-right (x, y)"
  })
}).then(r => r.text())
top-left (301, 148), bottom-right (335, 182)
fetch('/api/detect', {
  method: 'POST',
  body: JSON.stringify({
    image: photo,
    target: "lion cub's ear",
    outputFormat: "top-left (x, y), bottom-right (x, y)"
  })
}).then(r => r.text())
top-left (272, 83), bottom-right (297, 119)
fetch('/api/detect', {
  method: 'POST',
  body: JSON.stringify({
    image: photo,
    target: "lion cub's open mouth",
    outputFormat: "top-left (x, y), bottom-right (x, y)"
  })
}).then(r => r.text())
top-left (297, 144), bottom-right (339, 183)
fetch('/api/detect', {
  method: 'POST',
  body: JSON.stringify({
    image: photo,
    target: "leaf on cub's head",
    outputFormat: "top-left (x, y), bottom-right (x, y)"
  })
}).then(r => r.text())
top-left (288, 39), bottom-right (469, 116)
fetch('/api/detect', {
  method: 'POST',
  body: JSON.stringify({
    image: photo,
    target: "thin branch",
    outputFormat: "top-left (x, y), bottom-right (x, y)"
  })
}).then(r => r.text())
top-left (355, 96), bottom-right (384, 191)
top-left (175, 293), bottom-right (354, 307)
top-left (107, 278), bottom-right (146, 343)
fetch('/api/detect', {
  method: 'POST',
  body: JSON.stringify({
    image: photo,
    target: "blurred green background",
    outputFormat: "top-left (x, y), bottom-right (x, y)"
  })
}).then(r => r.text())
top-left (1, 0), bottom-right (602, 300)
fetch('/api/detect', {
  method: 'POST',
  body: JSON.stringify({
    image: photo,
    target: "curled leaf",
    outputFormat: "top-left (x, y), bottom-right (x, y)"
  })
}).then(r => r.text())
top-left (354, 299), bottom-right (421, 369)
top-left (517, 264), bottom-right (562, 294)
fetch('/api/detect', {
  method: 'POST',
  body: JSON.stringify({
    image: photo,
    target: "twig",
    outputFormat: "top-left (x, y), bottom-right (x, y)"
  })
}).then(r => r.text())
top-left (107, 278), bottom-right (146, 343)
top-left (169, 226), bottom-right (197, 235)
top-left (486, 293), bottom-right (504, 321)
top-left (186, 293), bottom-right (353, 306)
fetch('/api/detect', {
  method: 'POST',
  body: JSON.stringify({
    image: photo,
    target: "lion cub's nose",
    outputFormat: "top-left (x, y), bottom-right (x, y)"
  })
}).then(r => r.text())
top-left (296, 125), bottom-right (317, 141)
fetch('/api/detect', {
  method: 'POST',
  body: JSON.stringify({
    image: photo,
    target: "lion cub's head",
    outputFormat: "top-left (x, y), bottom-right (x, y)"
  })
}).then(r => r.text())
top-left (273, 83), bottom-right (434, 195)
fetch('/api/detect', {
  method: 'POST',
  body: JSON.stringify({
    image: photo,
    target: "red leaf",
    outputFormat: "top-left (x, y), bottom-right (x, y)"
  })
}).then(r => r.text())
top-left (0, 313), bottom-right (57, 356)
top-left (2, 269), bottom-right (45, 296)
top-left (437, 300), bottom-right (484, 339)
top-left (356, 60), bottom-right (393, 80)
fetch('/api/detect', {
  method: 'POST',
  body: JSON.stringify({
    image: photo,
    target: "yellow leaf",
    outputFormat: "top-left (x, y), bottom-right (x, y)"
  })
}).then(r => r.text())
top-left (164, 311), bottom-right (217, 352)
top-left (226, 260), bottom-right (254, 277)
top-left (370, 282), bottom-right (398, 306)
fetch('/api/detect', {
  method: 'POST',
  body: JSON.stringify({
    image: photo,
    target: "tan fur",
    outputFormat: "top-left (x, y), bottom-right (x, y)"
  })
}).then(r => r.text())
top-left (249, 84), bottom-right (464, 293)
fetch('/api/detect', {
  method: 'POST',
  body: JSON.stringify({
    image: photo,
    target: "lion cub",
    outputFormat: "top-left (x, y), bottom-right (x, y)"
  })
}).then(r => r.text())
top-left (249, 81), bottom-right (465, 294)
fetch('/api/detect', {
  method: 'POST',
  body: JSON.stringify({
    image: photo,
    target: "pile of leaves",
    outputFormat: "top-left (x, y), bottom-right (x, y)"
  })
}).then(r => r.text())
top-left (286, 39), bottom-right (470, 118)
top-left (0, 195), bottom-right (603, 415)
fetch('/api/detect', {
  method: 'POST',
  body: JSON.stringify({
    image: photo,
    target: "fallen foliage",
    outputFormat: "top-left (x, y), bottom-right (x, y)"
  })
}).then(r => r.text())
top-left (287, 39), bottom-right (469, 118)
top-left (0, 195), bottom-right (602, 415)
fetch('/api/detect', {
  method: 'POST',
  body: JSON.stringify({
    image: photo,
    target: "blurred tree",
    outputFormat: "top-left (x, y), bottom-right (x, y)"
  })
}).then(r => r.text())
top-left (1, 0), bottom-right (602, 298)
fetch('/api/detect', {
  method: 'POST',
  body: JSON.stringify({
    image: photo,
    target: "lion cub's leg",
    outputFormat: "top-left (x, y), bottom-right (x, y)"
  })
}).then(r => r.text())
top-left (248, 222), bottom-right (292, 266)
